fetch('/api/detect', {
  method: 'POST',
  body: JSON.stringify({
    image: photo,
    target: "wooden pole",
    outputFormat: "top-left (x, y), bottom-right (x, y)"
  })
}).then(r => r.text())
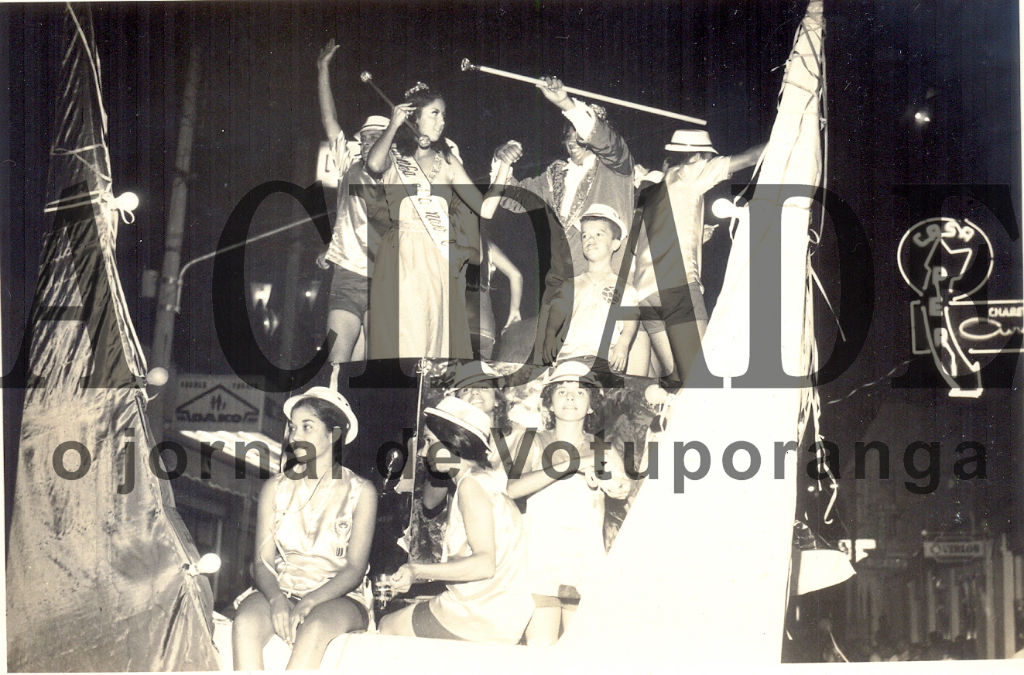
top-left (151, 40), bottom-right (201, 440)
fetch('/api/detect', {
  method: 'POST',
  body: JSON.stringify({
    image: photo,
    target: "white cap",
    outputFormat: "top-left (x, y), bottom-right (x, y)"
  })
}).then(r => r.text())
top-left (579, 203), bottom-right (627, 240)
top-left (543, 360), bottom-right (600, 387)
top-left (665, 129), bottom-right (718, 154)
top-left (424, 396), bottom-right (492, 448)
top-left (282, 387), bottom-right (358, 444)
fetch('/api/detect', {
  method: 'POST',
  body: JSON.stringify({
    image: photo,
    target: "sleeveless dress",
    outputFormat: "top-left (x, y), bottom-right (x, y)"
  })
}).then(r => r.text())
top-left (369, 147), bottom-right (473, 360)
top-left (520, 429), bottom-right (606, 598)
top-left (427, 470), bottom-right (533, 643)
top-left (234, 466), bottom-right (372, 612)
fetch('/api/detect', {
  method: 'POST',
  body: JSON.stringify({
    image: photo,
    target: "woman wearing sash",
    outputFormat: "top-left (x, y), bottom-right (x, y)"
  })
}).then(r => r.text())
top-left (366, 83), bottom-right (510, 360)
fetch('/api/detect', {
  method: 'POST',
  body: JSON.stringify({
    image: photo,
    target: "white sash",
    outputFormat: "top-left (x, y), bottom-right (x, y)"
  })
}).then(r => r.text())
top-left (390, 147), bottom-right (451, 261)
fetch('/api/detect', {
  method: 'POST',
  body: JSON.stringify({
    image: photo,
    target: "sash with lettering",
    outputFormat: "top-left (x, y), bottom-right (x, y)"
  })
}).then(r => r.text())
top-left (389, 146), bottom-right (452, 261)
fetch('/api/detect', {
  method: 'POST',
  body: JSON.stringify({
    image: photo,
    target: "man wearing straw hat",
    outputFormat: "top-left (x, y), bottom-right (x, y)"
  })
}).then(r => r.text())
top-left (490, 77), bottom-right (635, 363)
top-left (631, 129), bottom-right (764, 386)
top-left (315, 40), bottom-right (391, 377)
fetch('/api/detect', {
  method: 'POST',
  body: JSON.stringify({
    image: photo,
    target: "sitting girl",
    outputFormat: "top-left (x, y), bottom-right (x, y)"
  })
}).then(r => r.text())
top-left (232, 387), bottom-right (378, 670)
top-left (380, 396), bottom-right (532, 644)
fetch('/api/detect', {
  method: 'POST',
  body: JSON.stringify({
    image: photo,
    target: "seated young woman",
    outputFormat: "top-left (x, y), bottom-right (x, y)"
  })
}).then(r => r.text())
top-left (231, 387), bottom-right (378, 670)
top-left (379, 396), bottom-right (533, 644)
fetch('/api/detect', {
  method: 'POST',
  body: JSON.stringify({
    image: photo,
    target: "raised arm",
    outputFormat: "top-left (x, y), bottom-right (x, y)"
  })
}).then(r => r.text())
top-left (365, 103), bottom-right (413, 175)
top-left (728, 143), bottom-right (767, 174)
top-left (488, 242), bottom-right (523, 329)
top-left (537, 76), bottom-right (632, 176)
top-left (316, 40), bottom-right (342, 142)
top-left (448, 153), bottom-right (510, 221)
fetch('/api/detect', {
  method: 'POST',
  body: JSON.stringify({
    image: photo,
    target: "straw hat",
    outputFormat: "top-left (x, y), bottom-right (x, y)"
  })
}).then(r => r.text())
top-left (664, 129), bottom-right (718, 154)
top-left (424, 396), bottom-right (492, 448)
top-left (359, 115), bottom-right (390, 134)
top-left (283, 387), bottom-right (358, 444)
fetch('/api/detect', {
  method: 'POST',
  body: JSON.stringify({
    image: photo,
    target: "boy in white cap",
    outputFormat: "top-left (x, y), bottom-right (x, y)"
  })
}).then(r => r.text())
top-left (631, 129), bottom-right (764, 386)
top-left (315, 40), bottom-right (391, 370)
top-left (543, 205), bottom-right (639, 373)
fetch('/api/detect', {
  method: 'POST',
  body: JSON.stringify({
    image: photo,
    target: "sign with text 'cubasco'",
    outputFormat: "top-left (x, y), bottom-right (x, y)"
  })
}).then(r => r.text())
top-left (923, 540), bottom-right (985, 561)
top-left (174, 374), bottom-right (264, 432)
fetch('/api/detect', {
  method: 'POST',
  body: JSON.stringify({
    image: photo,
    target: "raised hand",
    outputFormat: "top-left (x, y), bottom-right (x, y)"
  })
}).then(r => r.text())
top-left (390, 102), bottom-right (416, 129)
top-left (317, 39), bottom-right (339, 70)
top-left (493, 140), bottom-right (524, 165)
top-left (537, 76), bottom-right (572, 109)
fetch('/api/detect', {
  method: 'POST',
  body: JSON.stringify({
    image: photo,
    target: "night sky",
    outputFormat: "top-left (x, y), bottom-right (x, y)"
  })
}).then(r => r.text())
top-left (3, 1), bottom-right (1022, 550)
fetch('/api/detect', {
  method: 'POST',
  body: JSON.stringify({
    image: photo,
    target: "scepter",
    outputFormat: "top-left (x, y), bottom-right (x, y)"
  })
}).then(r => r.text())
top-left (460, 58), bottom-right (706, 126)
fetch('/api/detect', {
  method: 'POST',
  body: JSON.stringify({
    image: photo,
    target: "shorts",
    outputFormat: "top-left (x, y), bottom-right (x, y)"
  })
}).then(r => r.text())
top-left (638, 282), bottom-right (708, 334)
top-left (328, 265), bottom-right (370, 317)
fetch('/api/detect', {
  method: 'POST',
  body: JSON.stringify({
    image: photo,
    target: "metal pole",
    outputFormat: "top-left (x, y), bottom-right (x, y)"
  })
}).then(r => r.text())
top-left (150, 40), bottom-right (200, 438)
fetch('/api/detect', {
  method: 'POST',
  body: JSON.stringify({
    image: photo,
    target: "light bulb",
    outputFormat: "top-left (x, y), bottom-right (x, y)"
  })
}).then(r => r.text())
top-left (115, 191), bottom-right (139, 211)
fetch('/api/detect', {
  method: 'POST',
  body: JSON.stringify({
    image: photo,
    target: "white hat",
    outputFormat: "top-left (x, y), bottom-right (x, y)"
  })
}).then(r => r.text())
top-left (283, 387), bottom-right (358, 444)
top-left (543, 360), bottom-right (600, 387)
top-left (664, 129), bottom-right (718, 154)
top-left (359, 115), bottom-right (390, 134)
top-left (449, 360), bottom-right (503, 389)
top-left (579, 204), bottom-right (627, 240)
top-left (424, 396), bottom-right (492, 448)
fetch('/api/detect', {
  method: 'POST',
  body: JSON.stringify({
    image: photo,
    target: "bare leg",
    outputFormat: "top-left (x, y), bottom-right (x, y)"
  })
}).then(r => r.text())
top-left (524, 604), bottom-right (562, 646)
top-left (378, 603), bottom-right (417, 637)
top-left (231, 592), bottom-right (280, 671)
top-left (648, 331), bottom-right (674, 379)
top-left (326, 309), bottom-right (364, 364)
top-left (286, 597), bottom-right (367, 670)
top-left (351, 321), bottom-right (366, 362)
top-left (663, 320), bottom-right (703, 386)
top-left (625, 329), bottom-right (651, 376)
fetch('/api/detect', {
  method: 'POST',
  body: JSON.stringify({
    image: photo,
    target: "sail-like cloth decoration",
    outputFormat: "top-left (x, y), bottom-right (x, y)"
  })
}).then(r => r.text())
top-left (6, 5), bottom-right (219, 671)
top-left (555, 2), bottom-right (824, 668)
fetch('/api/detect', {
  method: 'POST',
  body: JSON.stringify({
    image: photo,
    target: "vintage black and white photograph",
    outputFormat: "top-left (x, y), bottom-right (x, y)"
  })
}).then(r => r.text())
top-left (2, 0), bottom-right (1022, 671)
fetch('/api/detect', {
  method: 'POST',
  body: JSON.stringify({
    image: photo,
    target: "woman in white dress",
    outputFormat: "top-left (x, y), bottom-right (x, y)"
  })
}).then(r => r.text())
top-left (365, 83), bottom-right (511, 360)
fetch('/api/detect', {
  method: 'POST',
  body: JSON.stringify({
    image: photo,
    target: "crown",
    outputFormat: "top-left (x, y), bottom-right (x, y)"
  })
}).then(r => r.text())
top-left (404, 82), bottom-right (430, 99)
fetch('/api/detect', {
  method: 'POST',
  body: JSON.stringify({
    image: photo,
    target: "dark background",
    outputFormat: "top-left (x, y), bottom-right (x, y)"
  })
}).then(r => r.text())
top-left (3, 0), bottom-right (1022, 649)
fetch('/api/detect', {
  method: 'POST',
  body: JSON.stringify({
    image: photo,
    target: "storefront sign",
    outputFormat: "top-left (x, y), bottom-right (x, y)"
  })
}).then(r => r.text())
top-left (923, 540), bottom-right (985, 561)
top-left (174, 374), bottom-right (264, 432)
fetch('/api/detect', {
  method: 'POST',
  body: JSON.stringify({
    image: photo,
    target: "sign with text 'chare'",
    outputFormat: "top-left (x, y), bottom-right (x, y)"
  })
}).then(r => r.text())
top-left (173, 374), bottom-right (264, 432)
